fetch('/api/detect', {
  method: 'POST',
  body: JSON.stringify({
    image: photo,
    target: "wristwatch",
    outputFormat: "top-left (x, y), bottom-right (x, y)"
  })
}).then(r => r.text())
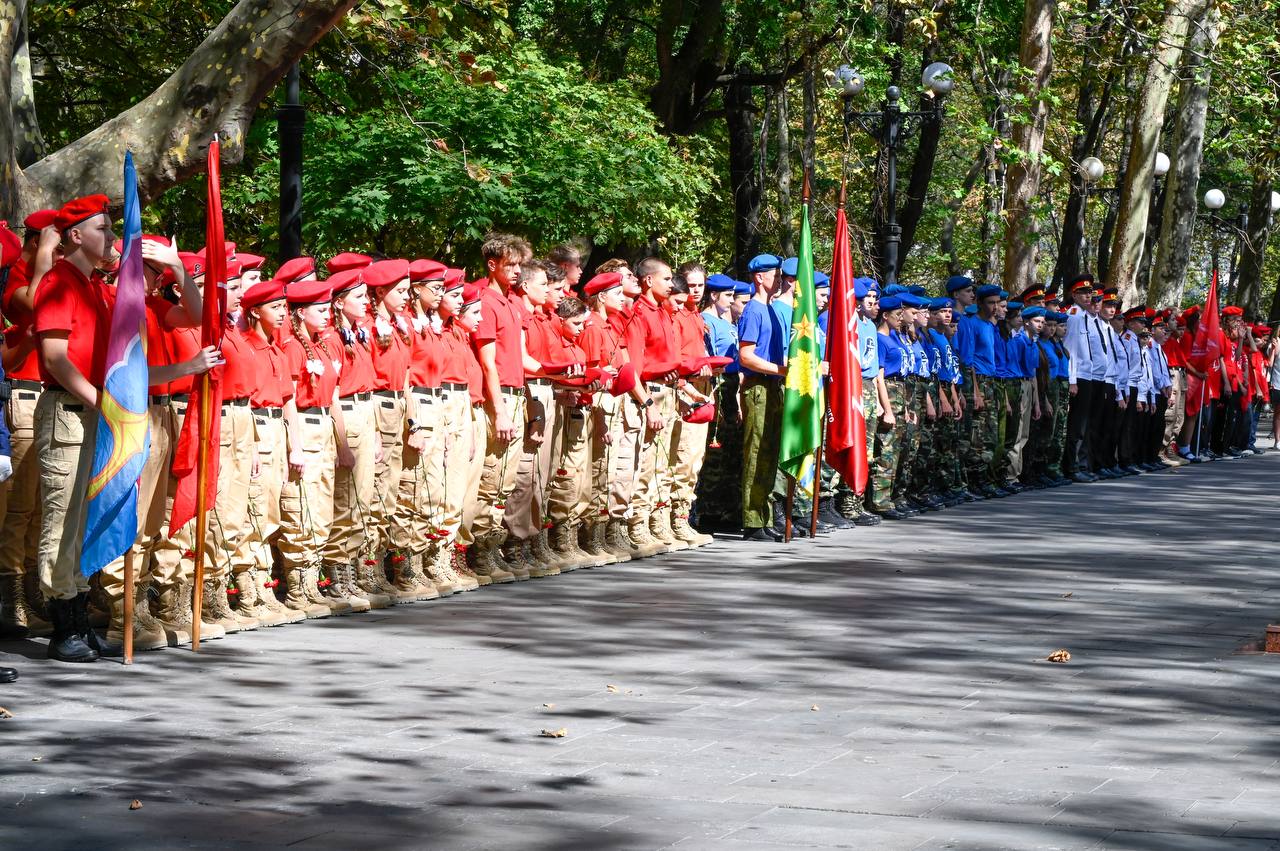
top-left (642, 398), bottom-right (654, 409)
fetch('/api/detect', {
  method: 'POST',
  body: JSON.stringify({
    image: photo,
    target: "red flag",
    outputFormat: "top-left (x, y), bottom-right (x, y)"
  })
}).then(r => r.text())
top-left (825, 193), bottom-right (868, 494)
top-left (168, 139), bottom-right (226, 535)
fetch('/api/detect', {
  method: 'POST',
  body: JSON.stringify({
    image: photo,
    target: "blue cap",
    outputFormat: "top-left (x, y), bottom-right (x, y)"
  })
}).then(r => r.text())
top-left (1049, 311), bottom-right (1068, 322)
top-left (747, 254), bottom-right (782, 273)
top-left (733, 281), bottom-right (754, 296)
top-left (964, 304), bottom-right (979, 315)
top-left (883, 283), bottom-right (907, 296)
top-left (879, 295), bottom-right (903, 311)
top-left (1022, 306), bottom-right (1047, 319)
top-left (999, 290), bottom-right (1010, 300)
top-left (907, 284), bottom-right (928, 297)
top-left (1007, 300), bottom-right (1023, 312)
top-left (706, 273), bottom-right (736, 292)
top-left (929, 297), bottom-right (954, 311)
top-left (780, 257), bottom-right (799, 277)
top-left (813, 271), bottom-right (830, 289)
top-left (900, 293), bottom-right (930, 308)
top-left (945, 275), bottom-right (975, 294)
top-left (853, 277), bottom-right (877, 299)
top-left (975, 284), bottom-right (1001, 299)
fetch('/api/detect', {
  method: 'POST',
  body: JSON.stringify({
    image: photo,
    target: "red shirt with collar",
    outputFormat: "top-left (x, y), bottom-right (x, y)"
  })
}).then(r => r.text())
top-left (326, 319), bottom-right (376, 397)
top-left (407, 320), bottom-right (445, 389)
top-left (438, 321), bottom-right (471, 385)
top-left (579, 312), bottom-right (626, 370)
top-left (166, 327), bottom-right (201, 395)
top-left (144, 294), bottom-right (178, 393)
top-left (673, 305), bottom-right (708, 360)
top-left (283, 335), bottom-right (339, 410)
top-left (370, 316), bottom-right (410, 392)
top-left (219, 326), bottom-right (258, 401)
top-left (243, 327), bottom-right (292, 408)
top-left (623, 295), bottom-right (678, 381)
top-left (524, 309), bottom-right (559, 376)
top-left (32, 259), bottom-right (112, 385)
top-left (474, 285), bottom-right (525, 389)
top-left (1162, 336), bottom-right (1186, 369)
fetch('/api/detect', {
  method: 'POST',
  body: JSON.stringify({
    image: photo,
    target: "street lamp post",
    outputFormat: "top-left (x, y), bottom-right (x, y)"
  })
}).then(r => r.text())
top-left (829, 62), bottom-right (954, 285)
top-left (278, 64), bottom-right (305, 264)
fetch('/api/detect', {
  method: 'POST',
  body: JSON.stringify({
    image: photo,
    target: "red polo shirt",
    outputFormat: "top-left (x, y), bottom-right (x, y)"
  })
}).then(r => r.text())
top-left (673, 306), bottom-right (708, 360)
top-left (144, 294), bottom-right (178, 393)
top-left (624, 295), bottom-right (678, 381)
top-left (243, 328), bottom-right (292, 408)
top-left (407, 322), bottom-right (446, 389)
top-left (326, 318), bottom-right (376, 397)
top-left (220, 326), bottom-right (258, 401)
top-left (32, 259), bottom-right (112, 386)
top-left (438, 321), bottom-right (471, 385)
top-left (1162, 336), bottom-right (1186, 369)
top-left (525, 309), bottom-right (559, 376)
top-left (370, 317), bottom-right (410, 392)
top-left (283, 336), bottom-right (339, 410)
top-left (475, 285), bottom-right (525, 389)
top-left (579, 312), bottom-right (626, 370)
top-left (167, 327), bottom-right (201, 395)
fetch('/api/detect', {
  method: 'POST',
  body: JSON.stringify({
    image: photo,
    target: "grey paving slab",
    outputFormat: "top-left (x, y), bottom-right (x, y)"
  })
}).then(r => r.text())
top-left (2, 454), bottom-right (1280, 849)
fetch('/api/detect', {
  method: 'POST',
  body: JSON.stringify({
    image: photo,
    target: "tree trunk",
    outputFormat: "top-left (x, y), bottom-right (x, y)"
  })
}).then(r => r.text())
top-left (0, 2), bottom-right (26, 217)
top-left (1105, 0), bottom-right (1211, 307)
top-left (1147, 7), bottom-right (1220, 309)
top-left (776, 85), bottom-right (793, 257)
top-left (1000, 0), bottom-right (1056, 294)
top-left (1234, 175), bottom-right (1273, 318)
top-left (726, 75), bottom-right (762, 276)
top-left (897, 37), bottom-right (945, 278)
top-left (649, 0), bottom-right (728, 135)
top-left (1, 0), bottom-right (359, 219)
top-left (9, 3), bottom-right (44, 168)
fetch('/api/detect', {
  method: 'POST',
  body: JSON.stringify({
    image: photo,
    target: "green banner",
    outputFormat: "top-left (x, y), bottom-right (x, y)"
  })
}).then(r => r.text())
top-left (778, 199), bottom-right (823, 488)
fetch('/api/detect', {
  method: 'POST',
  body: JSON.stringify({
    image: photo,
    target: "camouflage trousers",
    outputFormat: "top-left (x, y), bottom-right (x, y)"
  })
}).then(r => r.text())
top-left (833, 380), bottom-right (880, 517)
top-left (909, 381), bottom-right (941, 498)
top-left (694, 373), bottom-right (742, 531)
top-left (1048, 379), bottom-right (1069, 478)
top-left (1027, 382), bottom-right (1053, 481)
top-left (935, 389), bottom-right (966, 492)
top-left (963, 374), bottom-right (998, 488)
top-left (991, 378), bottom-right (1018, 485)
top-left (870, 379), bottom-right (905, 512)
top-left (892, 380), bottom-right (924, 502)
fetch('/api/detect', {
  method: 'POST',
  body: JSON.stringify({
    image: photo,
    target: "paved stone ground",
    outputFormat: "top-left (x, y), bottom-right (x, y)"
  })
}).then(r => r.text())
top-left (3, 454), bottom-right (1280, 850)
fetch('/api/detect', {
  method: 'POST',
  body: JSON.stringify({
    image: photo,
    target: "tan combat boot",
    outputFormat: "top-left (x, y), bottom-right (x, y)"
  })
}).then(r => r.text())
top-left (431, 543), bottom-right (478, 591)
top-left (420, 544), bottom-right (461, 596)
top-left (103, 582), bottom-right (169, 651)
top-left (570, 522), bottom-right (612, 567)
top-left (496, 536), bottom-right (530, 581)
top-left (531, 529), bottom-right (563, 575)
top-left (283, 567), bottom-right (331, 619)
top-left (670, 503), bottom-right (713, 547)
top-left (401, 552), bottom-right (442, 601)
top-left (354, 557), bottom-right (397, 606)
top-left (581, 522), bottom-right (619, 566)
top-left (385, 553), bottom-right (421, 603)
top-left (627, 515), bottom-right (668, 558)
top-left (604, 519), bottom-right (634, 561)
top-left (650, 506), bottom-right (689, 551)
top-left (204, 575), bottom-right (259, 633)
top-left (306, 564), bottom-right (353, 615)
top-left (453, 545), bottom-right (491, 586)
top-left (344, 560), bottom-right (390, 609)
top-left (469, 535), bottom-right (516, 584)
top-left (0, 571), bottom-right (51, 638)
top-left (321, 562), bottom-right (371, 613)
top-left (252, 567), bottom-right (305, 624)
top-left (154, 579), bottom-right (225, 643)
top-left (233, 571), bottom-right (286, 627)
top-left (520, 540), bottom-right (557, 579)
top-left (549, 524), bottom-right (583, 572)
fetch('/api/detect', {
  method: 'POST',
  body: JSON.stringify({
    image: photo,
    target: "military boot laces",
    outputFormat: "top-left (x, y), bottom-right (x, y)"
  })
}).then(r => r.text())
top-left (604, 519), bottom-right (634, 561)
top-left (251, 567), bottom-right (303, 624)
top-left (421, 545), bottom-right (462, 595)
top-left (531, 529), bottom-right (563, 575)
top-left (453, 546), bottom-right (490, 586)
top-left (235, 571), bottom-right (286, 627)
top-left (434, 544), bottom-right (478, 591)
top-left (284, 568), bottom-right (331, 619)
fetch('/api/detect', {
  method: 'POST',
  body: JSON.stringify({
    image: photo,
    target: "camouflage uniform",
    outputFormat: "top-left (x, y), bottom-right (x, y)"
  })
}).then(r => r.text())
top-left (964, 373), bottom-right (998, 488)
top-left (869, 380), bottom-right (904, 512)
top-left (991, 378), bottom-right (1015, 485)
top-left (1048, 377), bottom-right (1070, 479)
top-left (837, 381), bottom-right (880, 517)
top-left (909, 379), bottom-right (941, 498)
top-left (892, 380), bottom-right (922, 504)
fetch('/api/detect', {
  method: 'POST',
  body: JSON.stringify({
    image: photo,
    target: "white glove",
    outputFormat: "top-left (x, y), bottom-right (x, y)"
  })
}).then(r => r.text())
top-left (0, 456), bottom-right (11, 484)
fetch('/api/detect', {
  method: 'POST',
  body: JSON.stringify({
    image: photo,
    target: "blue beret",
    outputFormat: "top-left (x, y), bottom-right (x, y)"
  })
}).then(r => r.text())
top-left (879, 295), bottom-right (903, 311)
top-left (964, 304), bottom-right (978, 315)
top-left (1049, 311), bottom-right (1068, 322)
top-left (975, 284), bottom-right (1001, 299)
top-left (747, 254), bottom-right (781, 273)
top-left (945, 275), bottom-right (974, 294)
top-left (999, 289), bottom-right (1010, 300)
top-left (1007, 301), bottom-right (1023, 312)
top-left (813, 271), bottom-right (830, 288)
top-left (706, 273), bottom-right (736, 292)
top-left (733, 281), bottom-right (754, 296)
top-left (1022, 305), bottom-right (1046, 319)
top-left (900, 293), bottom-right (930, 308)
top-left (907, 285), bottom-right (928, 297)
top-left (853, 277), bottom-right (876, 298)
top-left (883, 283), bottom-right (907, 296)
top-left (780, 257), bottom-right (799, 277)
top-left (929, 297), bottom-right (954, 311)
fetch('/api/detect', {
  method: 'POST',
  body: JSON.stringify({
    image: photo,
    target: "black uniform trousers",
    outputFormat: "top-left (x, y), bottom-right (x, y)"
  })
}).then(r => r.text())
top-left (1064, 378), bottom-right (1096, 474)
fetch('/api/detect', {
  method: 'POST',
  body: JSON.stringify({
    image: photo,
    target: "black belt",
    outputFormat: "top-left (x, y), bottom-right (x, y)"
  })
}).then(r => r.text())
top-left (373, 389), bottom-right (403, 399)
top-left (410, 385), bottom-right (438, 399)
top-left (299, 406), bottom-right (330, 415)
top-left (439, 381), bottom-right (467, 392)
top-left (252, 407), bottom-right (283, 419)
top-left (223, 397), bottom-right (250, 407)
top-left (342, 391), bottom-right (372, 402)
top-left (501, 386), bottom-right (524, 396)
top-left (150, 394), bottom-right (171, 406)
top-left (11, 379), bottom-right (41, 392)
top-left (171, 392), bottom-right (190, 403)
top-left (44, 383), bottom-right (67, 393)
top-left (527, 377), bottom-right (552, 387)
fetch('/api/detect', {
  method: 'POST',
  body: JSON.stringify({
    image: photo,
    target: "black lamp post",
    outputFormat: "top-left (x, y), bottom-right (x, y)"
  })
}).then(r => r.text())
top-left (278, 64), bottom-right (305, 263)
top-left (830, 62), bottom-right (954, 286)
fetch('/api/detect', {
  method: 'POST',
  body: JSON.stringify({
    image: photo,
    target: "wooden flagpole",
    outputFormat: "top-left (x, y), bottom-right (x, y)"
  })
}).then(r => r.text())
top-left (784, 477), bottom-right (795, 543)
top-left (123, 552), bottom-right (134, 664)
top-left (810, 413), bottom-right (826, 539)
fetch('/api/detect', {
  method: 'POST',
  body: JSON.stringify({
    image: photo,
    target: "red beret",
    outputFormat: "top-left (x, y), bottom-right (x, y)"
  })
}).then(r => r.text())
top-left (276, 256), bottom-right (316, 284)
top-left (197, 241), bottom-right (236, 261)
top-left (55, 194), bottom-right (110, 232)
top-left (1222, 305), bottom-right (1244, 317)
top-left (608, 362), bottom-right (637, 397)
top-left (640, 360), bottom-right (679, 382)
top-left (179, 252), bottom-right (204, 279)
top-left (364, 259), bottom-right (410, 289)
top-left (225, 258), bottom-right (243, 280)
top-left (238, 252), bottom-right (265, 271)
top-left (0, 222), bottom-right (21, 269)
top-left (327, 268), bottom-right (364, 295)
top-left (409, 259), bottom-right (448, 282)
top-left (461, 281), bottom-right (485, 306)
top-left (23, 209), bottom-right (58, 233)
top-left (242, 279), bottom-right (287, 310)
top-left (682, 401), bottom-right (717, 425)
top-left (286, 279), bottom-right (332, 306)
top-left (326, 252), bottom-right (372, 274)
top-left (584, 272), bottom-right (623, 297)
top-left (443, 268), bottom-right (466, 290)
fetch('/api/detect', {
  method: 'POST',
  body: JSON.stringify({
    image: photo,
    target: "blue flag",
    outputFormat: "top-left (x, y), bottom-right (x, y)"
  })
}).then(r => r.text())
top-left (80, 152), bottom-right (151, 576)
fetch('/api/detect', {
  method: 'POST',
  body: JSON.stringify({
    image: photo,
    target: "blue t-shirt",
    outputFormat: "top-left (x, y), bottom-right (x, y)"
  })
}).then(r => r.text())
top-left (911, 338), bottom-right (930, 378)
top-left (703, 310), bottom-right (739, 374)
top-left (856, 315), bottom-right (879, 380)
top-left (878, 331), bottom-right (907, 377)
top-left (737, 299), bottom-right (786, 377)
top-left (1016, 333), bottom-right (1040, 378)
top-left (927, 329), bottom-right (959, 385)
top-left (1040, 337), bottom-right (1067, 380)
top-left (771, 300), bottom-right (793, 352)
top-left (958, 317), bottom-right (998, 377)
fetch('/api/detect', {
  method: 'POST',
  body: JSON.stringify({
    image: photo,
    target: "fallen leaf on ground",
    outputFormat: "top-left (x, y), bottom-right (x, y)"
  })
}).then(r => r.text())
top-left (1061, 592), bottom-right (1073, 598)
top-left (1046, 649), bottom-right (1071, 663)
top-left (540, 728), bottom-right (568, 738)
top-left (129, 800), bottom-right (143, 810)
top-left (31, 756), bottom-right (41, 762)
top-left (0, 707), bottom-right (12, 718)
top-left (606, 684), bottom-right (619, 693)
top-left (542, 703), bottom-right (555, 708)
top-left (811, 705), bottom-right (820, 712)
